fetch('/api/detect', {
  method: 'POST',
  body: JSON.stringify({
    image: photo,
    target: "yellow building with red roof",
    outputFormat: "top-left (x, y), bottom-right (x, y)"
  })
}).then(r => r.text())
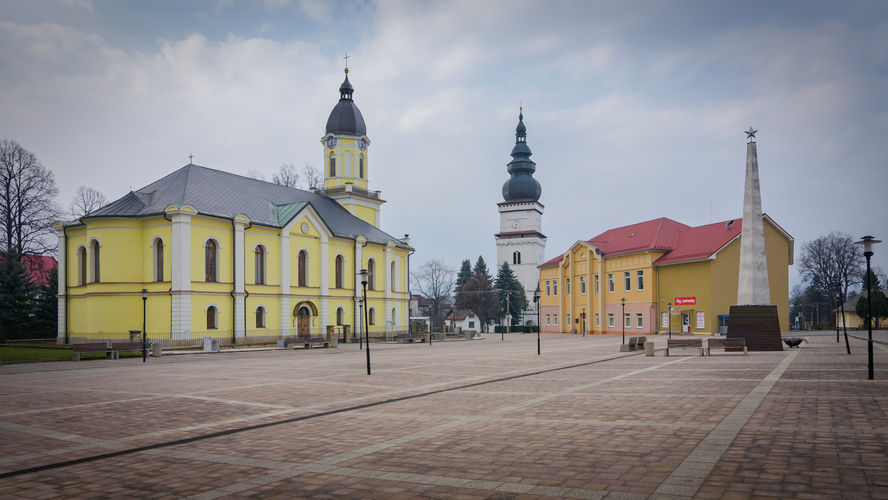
top-left (538, 215), bottom-right (792, 336)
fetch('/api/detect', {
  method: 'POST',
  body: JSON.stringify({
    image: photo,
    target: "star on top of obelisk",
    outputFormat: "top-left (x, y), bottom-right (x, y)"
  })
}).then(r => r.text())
top-left (745, 127), bottom-right (758, 142)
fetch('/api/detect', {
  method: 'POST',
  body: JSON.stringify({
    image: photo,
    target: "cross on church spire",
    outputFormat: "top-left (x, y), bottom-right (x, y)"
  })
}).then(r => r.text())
top-left (188, 153), bottom-right (194, 164)
top-left (343, 53), bottom-right (349, 73)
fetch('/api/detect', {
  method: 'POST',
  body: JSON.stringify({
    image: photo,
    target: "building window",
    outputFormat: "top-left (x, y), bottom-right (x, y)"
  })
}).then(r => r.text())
top-left (608, 273), bottom-right (614, 293)
top-left (580, 276), bottom-right (586, 294)
top-left (553, 280), bottom-right (558, 296)
top-left (329, 152), bottom-right (336, 177)
top-left (594, 275), bottom-right (599, 294)
top-left (90, 239), bottom-right (101, 283)
top-left (595, 313), bottom-right (600, 327)
top-left (637, 270), bottom-right (644, 291)
top-left (636, 312), bottom-right (643, 328)
top-left (391, 261), bottom-right (396, 291)
top-left (77, 246), bottom-right (87, 286)
top-left (468, 321), bottom-right (475, 328)
top-left (205, 240), bottom-right (217, 282)
top-left (608, 313), bottom-right (614, 327)
top-left (367, 259), bottom-right (376, 290)
top-left (369, 307), bottom-right (376, 325)
top-left (256, 306), bottom-right (266, 328)
top-left (625, 313), bottom-right (631, 328)
top-left (513, 251), bottom-right (521, 265)
top-left (554, 314), bottom-right (558, 326)
top-left (546, 281), bottom-right (550, 296)
top-left (298, 250), bottom-right (307, 287)
top-left (153, 238), bottom-right (164, 282)
top-left (335, 255), bottom-right (344, 288)
top-left (255, 245), bottom-right (266, 285)
top-left (546, 314), bottom-right (551, 325)
top-left (624, 271), bottom-right (631, 291)
top-left (359, 154), bottom-right (364, 178)
top-left (336, 307), bottom-right (344, 326)
top-left (566, 278), bottom-right (571, 295)
top-left (567, 314), bottom-right (571, 326)
top-left (207, 306), bottom-right (218, 329)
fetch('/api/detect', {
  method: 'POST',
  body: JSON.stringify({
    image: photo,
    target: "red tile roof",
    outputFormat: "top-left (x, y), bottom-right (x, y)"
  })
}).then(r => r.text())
top-left (539, 215), bottom-right (788, 268)
top-left (446, 309), bottom-right (475, 321)
top-left (0, 253), bottom-right (58, 287)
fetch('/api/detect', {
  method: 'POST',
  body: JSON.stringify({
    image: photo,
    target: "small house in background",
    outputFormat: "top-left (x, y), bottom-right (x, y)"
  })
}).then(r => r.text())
top-left (835, 290), bottom-right (888, 329)
top-left (447, 309), bottom-right (479, 333)
top-left (0, 254), bottom-right (57, 288)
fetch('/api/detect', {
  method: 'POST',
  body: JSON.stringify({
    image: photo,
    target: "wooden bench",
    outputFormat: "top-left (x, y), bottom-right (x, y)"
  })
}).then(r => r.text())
top-left (285, 336), bottom-right (330, 349)
top-left (397, 333), bottom-right (424, 344)
top-left (111, 341), bottom-right (144, 359)
top-left (72, 343), bottom-right (112, 361)
top-left (665, 338), bottom-right (704, 356)
top-left (706, 338), bottom-right (747, 356)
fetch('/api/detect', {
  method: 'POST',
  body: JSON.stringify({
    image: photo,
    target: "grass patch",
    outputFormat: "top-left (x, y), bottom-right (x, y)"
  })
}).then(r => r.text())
top-left (1, 346), bottom-right (74, 363)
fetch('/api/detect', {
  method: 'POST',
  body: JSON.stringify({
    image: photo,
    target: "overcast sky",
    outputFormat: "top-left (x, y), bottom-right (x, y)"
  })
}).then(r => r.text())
top-left (2, 0), bottom-right (886, 284)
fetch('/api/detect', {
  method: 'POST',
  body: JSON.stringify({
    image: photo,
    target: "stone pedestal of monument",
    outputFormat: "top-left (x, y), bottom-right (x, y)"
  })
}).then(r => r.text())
top-left (726, 304), bottom-right (783, 351)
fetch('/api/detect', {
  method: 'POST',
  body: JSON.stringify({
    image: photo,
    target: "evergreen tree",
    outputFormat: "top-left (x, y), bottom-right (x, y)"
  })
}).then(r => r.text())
top-left (862, 267), bottom-right (884, 292)
top-left (455, 259), bottom-right (472, 287)
top-left (494, 262), bottom-right (524, 325)
top-left (0, 250), bottom-right (37, 341)
top-left (460, 273), bottom-right (498, 332)
top-left (32, 266), bottom-right (58, 336)
top-left (472, 256), bottom-right (489, 279)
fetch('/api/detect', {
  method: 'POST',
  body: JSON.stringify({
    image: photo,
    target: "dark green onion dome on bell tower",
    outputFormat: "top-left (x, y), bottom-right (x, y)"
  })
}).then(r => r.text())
top-left (325, 67), bottom-right (367, 136)
top-left (502, 108), bottom-right (542, 202)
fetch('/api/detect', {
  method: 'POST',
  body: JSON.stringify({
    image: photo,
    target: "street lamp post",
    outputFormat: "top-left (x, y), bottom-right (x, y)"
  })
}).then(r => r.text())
top-left (141, 289), bottom-right (148, 363)
top-left (835, 291), bottom-right (841, 344)
top-left (839, 291), bottom-right (851, 355)
top-left (854, 236), bottom-right (881, 380)
top-left (357, 269), bottom-right (372, 375)
top-left (356, 298), bottom-right (363, 350)
top-left (533, 285), bottom-right (540, 355)
top-left (668, 302), bottom-right (672, 340)
top-left (581, 308), bottom-right (586, 337)
top-left (621, 298), bottom-right (626, 345)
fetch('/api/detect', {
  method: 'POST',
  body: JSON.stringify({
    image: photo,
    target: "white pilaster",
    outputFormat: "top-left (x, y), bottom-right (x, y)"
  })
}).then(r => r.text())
top-left (55, 225), bottom-right (67, 342)
top-left (233, 218), bottom-right (247, 338)
top-left (170, 209), bottom-right (193, 338)
top-left (279, 230), bottom-right (291, 336)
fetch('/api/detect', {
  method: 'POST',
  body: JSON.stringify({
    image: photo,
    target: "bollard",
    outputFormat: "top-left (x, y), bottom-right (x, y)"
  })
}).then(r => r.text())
top-left (151, 343), bottom-right (162, 357)
top-left (644, 342), bottom-right (655, 356)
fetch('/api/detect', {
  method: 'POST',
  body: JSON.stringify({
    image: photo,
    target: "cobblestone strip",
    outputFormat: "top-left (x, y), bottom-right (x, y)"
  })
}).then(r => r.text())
top-left (651, 348), bottom-right (801, 499)
top-left (182, 358), bottom-right (690, 499)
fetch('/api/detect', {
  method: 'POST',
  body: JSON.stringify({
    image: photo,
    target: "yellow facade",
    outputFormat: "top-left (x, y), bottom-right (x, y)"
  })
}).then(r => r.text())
top-left (540, 216), bottom-right (793, 335)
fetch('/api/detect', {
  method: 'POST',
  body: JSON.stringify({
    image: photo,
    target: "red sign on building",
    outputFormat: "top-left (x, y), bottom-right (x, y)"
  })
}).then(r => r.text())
top-left (674, 297), bottom-right (696, 306)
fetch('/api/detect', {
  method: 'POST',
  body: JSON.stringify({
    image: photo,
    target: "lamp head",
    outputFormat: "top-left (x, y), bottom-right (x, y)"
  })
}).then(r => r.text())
top-left (141, 288), bottom-right (148, 299)
top-left (855, 235), bottom-right (881, 256)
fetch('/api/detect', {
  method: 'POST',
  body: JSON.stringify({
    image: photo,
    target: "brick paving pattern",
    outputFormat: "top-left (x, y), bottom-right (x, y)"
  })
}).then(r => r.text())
top-left (0, 333), bottom-right (886, 499)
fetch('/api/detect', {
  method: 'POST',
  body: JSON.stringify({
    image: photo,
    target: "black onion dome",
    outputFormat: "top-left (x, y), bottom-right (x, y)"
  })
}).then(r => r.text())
top-left (502, 109), bottom-right (541, 202)
top-left (325, 70), bottom-right (367, 136)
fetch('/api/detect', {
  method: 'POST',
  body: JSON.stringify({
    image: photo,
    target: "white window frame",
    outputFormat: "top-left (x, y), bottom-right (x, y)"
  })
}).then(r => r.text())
top-left (608, 273), bottom-right (614, 293)
top-left (608, 313), bottom-right (614, 327)
top-left (580, 276), bottom-right (586, 294)
top-left (594, 274), bottom-right (599, 294)
top-left (546, 314), bottom-right (551, 325)
top-left (554, 314), bottom-right (558, 326)
top-left (566, 278), bottom-right (570, 296)
top-left (624, 271), bottom-right (631, 292)
top-left (637, 270), bottom-right (644, 291)
top-left (636, 312), bottom-right (644, 328)
top-left (546, 280), bottom-right (550, 296)
top-left (624, 312), bottom-right (631, 328)
top-left (595, 313), bottom-right (600, 327)
top-left (553, 280), bottom-right (558, 296)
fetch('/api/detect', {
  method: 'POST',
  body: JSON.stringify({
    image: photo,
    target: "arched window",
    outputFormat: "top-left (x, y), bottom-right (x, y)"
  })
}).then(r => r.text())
top-left (367, 259), bottom-right (375, 290)
top-left (207, 306), bottom-right (218, 329)
top-left (335, 255), bottom-right (343, 288)
top-left (336, 307), bottom-right (344, 326)
top-left (329, 152), bottom-right (336, 177)
top-left (513, 251), bottom-right (521, 265)
top-left (298, 250), bottom-right (307, 287)
top-left (392, 307), bottom-right (396, 329)
top-left (255, 245), bottom-right (266, 285)
top-left (359, 154), bottom-right (364, 178)
top-left (90, 239), bottom-right (100, 283)
top-left (77, 246), bottom-right (87, 286)
top-left (205, 240), bottom-right (218, 282)
top-left (369, 307), bottom-right (376, 325)
top-left (391, 261), bottom-right (396, 291)
top-left (153, 238), bottom-right (164, 282)
top-left (255, 306), bottom-right (266, 328)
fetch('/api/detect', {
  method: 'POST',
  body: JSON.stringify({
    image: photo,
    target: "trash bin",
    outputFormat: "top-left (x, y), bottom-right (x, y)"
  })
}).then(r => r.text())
top-left (203, 337), bottom-right (220, 352)
top-left (276, 338), bottom-right (287, 348)
top-left (151, 343), bottom-right (162, 357)
top-left (644, 342), bottom-right (655, 357)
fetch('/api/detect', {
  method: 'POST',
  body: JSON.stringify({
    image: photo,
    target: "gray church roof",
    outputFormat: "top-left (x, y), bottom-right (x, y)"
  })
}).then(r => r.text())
top-left (87, 164), bottom-right (411, 249)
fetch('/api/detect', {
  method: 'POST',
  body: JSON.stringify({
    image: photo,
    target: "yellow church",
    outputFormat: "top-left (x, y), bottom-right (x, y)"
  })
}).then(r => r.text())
top-left (55, 68), bottom-right (413, 344)
top-left (539, 215), bottom-right (793, 336)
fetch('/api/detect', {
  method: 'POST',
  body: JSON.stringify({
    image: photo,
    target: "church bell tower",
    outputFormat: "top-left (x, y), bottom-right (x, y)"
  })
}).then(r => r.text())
top-left (320, 64), bottom-right (385, 227)
top-left (495, 108), bottom-right (546, 303)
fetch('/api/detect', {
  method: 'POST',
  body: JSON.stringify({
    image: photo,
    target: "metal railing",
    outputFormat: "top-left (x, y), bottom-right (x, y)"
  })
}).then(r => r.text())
top-left (317, 185), bottom-right (380, 199)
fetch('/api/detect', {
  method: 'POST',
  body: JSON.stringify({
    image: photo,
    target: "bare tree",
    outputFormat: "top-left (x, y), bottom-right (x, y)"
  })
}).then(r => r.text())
top-left (272, 163), bottom-right (300, 188)
top-left (798, 231), bottom-right (864, 312)
top-left (301, 162), bottom-right (322, 190)
top-left (0, 139), bottom-right (60, 259)
top-left (412, 260), bottom-right (455, 330)
top-left (246, 169), bottom-right (266, 181)
top-left (69, 186), bottom-right (107, 219)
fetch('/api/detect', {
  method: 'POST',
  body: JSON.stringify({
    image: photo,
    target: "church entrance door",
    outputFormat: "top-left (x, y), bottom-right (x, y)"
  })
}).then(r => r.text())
top-left (297, 306), bottom-right (311, 336)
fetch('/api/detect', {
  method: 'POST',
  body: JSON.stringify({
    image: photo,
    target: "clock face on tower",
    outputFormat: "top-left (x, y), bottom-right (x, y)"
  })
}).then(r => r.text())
top-left (512, 220), bottom-right (521, 230)
top-left (358, 139), bottom-right (366, 151)
top-left (326, 137), bottom-right (337, 149)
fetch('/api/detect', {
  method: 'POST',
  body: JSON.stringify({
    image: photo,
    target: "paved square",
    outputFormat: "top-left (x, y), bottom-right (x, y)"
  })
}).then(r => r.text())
top-left (1, 333), bottom-right (886, 499)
